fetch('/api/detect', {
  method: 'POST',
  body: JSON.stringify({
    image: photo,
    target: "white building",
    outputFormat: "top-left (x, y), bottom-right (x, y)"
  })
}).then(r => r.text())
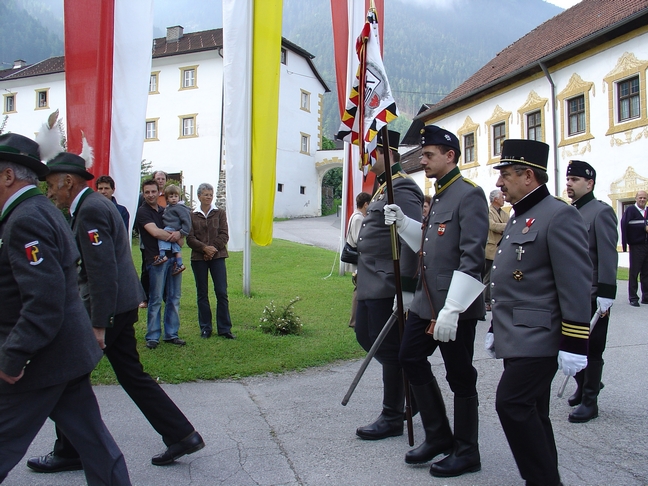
top-left (0, 26), bottom-right (330, 218)
top-left (408, 0), bottom-right (648, 249)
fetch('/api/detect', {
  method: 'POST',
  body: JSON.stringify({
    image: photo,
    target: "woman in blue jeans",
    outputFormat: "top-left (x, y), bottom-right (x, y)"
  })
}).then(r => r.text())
top-left (186, 183), bottom-right (235, 339)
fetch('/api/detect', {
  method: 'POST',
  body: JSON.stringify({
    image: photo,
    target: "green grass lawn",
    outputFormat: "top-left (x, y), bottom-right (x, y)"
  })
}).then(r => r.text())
top-left (91, 240), bottom-right (362, 385)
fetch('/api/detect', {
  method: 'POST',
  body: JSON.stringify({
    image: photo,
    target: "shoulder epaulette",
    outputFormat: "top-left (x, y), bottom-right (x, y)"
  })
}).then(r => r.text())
top-left (462, 178), bottom-right (478, 187)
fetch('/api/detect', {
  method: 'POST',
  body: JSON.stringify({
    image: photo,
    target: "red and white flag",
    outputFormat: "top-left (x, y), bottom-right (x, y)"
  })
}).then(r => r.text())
top-left (63, 0), bottom-right (154, 226)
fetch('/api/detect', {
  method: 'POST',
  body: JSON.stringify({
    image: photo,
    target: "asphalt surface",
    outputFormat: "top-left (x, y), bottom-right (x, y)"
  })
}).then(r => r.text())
top-left (5, 215), bottom-right (646, 485)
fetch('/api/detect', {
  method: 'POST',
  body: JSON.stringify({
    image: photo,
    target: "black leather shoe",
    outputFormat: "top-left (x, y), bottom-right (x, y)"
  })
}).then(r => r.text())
top-left (151, 431), bottom-right (205, 466)
top-left (219, 332), bottom-right (236, 339)
top-left (146, 340), bottom-right (158, 349)
top-left (201, 330), bottom-right (212, 339)
top-left (630, 301), bottom-right (640, 307)
top-left (26, 452), bottom-right (82, 473)
top-left (164, 338), bottom-right (186, 346)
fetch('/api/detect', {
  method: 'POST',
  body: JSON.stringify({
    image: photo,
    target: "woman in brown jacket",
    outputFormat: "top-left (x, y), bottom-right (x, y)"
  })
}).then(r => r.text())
top-left (186, 183), bottom-right (235, 339)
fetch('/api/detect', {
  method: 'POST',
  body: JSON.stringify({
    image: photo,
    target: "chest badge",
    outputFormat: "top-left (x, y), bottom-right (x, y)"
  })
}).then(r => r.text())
top-left (438, 223), bottom-right (446, 236)
top-left (522, 218), bottom-right (535, 234)
top-left (513, 270), bottom-right (523, 281)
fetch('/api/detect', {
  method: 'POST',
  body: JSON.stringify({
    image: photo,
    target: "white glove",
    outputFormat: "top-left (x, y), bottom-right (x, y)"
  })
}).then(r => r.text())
top-left (393, 291), bottom-right (414, 313)
top-left (558, 351), bottom-right (588, 377)
top-left (433, 271), bottom-right (485, 342)
top-left (484, 332), bottom-right (496, 358)
top-left (596, 297), bottom-right (614, 314)
top-left (383, 204), bottom-right (421, 251)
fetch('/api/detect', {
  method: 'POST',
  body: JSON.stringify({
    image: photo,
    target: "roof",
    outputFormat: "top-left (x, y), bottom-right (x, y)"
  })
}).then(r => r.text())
top-left (418, 0), bottom-right (648, 120)
top-left (0, 28), bottom-right (330, 92)
top-left (400, 146), bottom-right (423, 175)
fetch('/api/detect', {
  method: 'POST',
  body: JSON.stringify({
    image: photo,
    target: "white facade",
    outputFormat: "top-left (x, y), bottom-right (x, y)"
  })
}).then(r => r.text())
top-left (422, 24), bottom-right (648, 241)
top-left (0, 29), bottom-right (329, 218)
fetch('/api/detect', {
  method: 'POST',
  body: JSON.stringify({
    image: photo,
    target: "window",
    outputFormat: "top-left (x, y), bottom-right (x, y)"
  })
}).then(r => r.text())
top-left (493, 123), bottom-right (505, 156)
top-left (277, 183), bottom-right (284, 192)
top-left (557, 73), bottom-right (594, 146)
top-left (463, 133), bottom-right (475, 163)
top-left (149, 72), bottom-right (159, 94)
top-left (280, 48), bottom-right (287, 65)
top-left (35, 89), bottom-right (49, 109)
top-left (300, 186), bottom-right (306, 195)
top-left (178, 114), bottom-right (198, 138)
top-left (618, 76), bottom-right (640, 122)
top-left (567, 95), bottom-right (585, 136)
top-left (527, 111), bottom-right (542, 141)
top-left (300, 90), bottom-right (310, 112)
top-left (145, 119), bottom-right (158, 141)
top-left (3, 94), bottom-right (15, 114)
top-left (179, 66), bottom-right (198, 90)
top-left (300, 133), bottom-right (310, 154)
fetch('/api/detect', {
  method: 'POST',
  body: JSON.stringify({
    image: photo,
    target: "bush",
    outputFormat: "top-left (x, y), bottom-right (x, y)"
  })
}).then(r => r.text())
top-left (259, 297), bottom-right (303, 336)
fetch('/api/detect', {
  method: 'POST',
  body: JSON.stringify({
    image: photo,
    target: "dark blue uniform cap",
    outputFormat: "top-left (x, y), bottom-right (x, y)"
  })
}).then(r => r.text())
top-left (566, 160), bottom-right (596, 181)
top-left (420, 125), bottom-right (460, 155)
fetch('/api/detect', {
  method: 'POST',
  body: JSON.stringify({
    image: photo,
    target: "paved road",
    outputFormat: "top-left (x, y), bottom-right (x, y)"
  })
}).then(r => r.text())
top-left (5, 216), bottom-right (645, 485)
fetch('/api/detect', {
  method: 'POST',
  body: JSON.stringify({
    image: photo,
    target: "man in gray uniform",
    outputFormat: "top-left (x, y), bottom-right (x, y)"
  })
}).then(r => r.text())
top-left (27, 152), bottom-right (204, 473)
top-left (486, 139), bottom-right (591, 486)
top-left (385, 125), bottom-right (488, 478)
top-left (354, 130), bottom-right (423, 441)
top-left (565, 160), bottom-right (617, 423)
top-left (0, 133), bottom-right (130, 485)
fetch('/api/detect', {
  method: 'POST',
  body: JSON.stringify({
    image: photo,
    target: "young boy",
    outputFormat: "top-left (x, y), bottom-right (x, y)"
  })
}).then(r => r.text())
top-left (154, 184), bottom-right (192, 275)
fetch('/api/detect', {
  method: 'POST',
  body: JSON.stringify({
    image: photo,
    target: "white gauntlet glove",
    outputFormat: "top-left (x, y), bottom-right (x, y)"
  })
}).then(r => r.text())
top-left (596, 297), bottom-right (614, 314)
top-left (558, 351), bottom-right (588, 377)
top-left (484, 332), bottom-right (496, 358)
top-left (393, 291), bottom-right (414, 313)
top-left (433, 271), bottom-right (485, 342)
top-left (383, 204), bottom-right (421, 251)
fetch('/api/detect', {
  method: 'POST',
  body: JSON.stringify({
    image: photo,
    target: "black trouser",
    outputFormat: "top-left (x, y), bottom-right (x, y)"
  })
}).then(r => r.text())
top-left (399, 312), bottom-right (477, 396)
top-left (628, 243), bottom-right (648, 302)
top-left (53, 309), bottom-right (195, 458)
top-left (140, 248), bottom-right (150, 302)
top-left (355, 298), bottom-right (401, 366)
top-left (482, 259), bottom-right (493, 303)
top-left (496, 357), bottom-right (561, 486)
top-left (589, 300), bottom-right (609, 361)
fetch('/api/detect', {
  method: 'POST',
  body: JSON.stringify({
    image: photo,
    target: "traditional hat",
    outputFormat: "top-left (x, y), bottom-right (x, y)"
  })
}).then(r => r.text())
top-left (494, 139), bottom-right (549, 171)
top-left (45, 152), bottom-right (94, 180)
top-left (420, 125), bottom-right (461, 155)
top-left (376, 130), bottom-right (400, 152)
top-left (566, 160), bottom-right (596, 181)
top-left (0, 133), bottom-right (49, 177)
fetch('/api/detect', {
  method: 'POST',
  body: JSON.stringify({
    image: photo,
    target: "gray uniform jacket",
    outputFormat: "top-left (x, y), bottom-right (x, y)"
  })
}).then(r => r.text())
top-left (491, 185), bottom-right (592, 359)
top-left (356, 169), bottom-right (423, 301)
top-left (0, 189), bottom-right (101, 394)
top-left (72, 190), bottom-right (145, 328)
top-left (573, 192), bottom-right (618, 300)
top-left (409, 168), bottom-right (489, 321)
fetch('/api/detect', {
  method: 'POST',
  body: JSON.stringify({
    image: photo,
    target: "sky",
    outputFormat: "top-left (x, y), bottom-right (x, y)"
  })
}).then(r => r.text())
top-left (545, 0), bottom-right (582, 8)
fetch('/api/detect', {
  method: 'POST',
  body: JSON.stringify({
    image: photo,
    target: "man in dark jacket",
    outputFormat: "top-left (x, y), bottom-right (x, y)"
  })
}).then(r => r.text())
top-left (621, 190), bottom-right (648, 306)
top-left (26, 152), bottom-right (204, 473)
top-left (96, 174), bottom-right (130, 230)
top-left (0, 134), bottom-right (130, 484)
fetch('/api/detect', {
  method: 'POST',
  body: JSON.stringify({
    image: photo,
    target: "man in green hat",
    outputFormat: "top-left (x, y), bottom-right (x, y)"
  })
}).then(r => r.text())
top-left (0, 134), bottom-right (130, 484)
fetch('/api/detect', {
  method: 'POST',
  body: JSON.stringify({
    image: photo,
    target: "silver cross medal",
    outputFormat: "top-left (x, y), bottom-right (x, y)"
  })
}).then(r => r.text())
top-left (516, 245), bottom-right (525, 261)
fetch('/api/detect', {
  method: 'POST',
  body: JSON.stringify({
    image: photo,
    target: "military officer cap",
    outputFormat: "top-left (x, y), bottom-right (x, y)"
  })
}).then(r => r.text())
top-left (566, 160), bottom-right (596, 182)
top-left (494, 139), bottom-right (549, 171)
top-left (43, 152), bottom-right (94, 181)
top-left (376, 130), bottom-right (400, 152)
top-left (419, 125), bottom-right (461, 155)
top-left (0, 133), bottom-right (49, 177)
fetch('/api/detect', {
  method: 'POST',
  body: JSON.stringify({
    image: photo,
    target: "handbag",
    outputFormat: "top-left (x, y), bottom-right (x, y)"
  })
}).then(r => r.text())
top-left (341, 241), bottom-right (358, 265)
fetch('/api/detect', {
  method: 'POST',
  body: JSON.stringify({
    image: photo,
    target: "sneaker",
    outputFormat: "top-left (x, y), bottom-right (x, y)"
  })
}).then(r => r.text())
top-left (172, 263), bottom-right (186, 276)
top-left (164, 338), bottom-right (186, 346)
top-left (138, 301), bottom-right (148, 309)
top-left (152, 255), bottom-right (168, 266)
top-left (146, 340), bottom-right (158, 349)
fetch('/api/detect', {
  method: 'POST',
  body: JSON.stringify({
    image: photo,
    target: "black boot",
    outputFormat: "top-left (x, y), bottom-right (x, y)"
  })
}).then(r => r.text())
top-left (567, 370), bottom-right (584, 406)
top-left (569, 361), bottom-right (603, 423)
top-left (356, 364), bottom-right (404, 440)
top-left (404, 378), bottom-right (453, 464)
top-left (430, 395), bottom-right (481, 477)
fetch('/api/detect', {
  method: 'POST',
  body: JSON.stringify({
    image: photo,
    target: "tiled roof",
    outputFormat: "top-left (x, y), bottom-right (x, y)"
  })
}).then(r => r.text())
top-left (400, 146), bottom-right (423, 175)
top-left (1, 56), bottom-right (64, 80)
top-left (153, 29), bottom-right (224, 58)
top-left (419, 0), bottom-right (648, 119)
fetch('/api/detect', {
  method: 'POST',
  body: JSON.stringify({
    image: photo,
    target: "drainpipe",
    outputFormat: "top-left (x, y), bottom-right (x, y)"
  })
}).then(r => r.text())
top-left (539, 61), bottom-right (560, 196)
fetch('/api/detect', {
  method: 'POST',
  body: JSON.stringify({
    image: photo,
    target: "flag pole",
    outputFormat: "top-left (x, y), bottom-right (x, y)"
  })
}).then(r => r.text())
top-left (242, 0), bottom-right (253, 297)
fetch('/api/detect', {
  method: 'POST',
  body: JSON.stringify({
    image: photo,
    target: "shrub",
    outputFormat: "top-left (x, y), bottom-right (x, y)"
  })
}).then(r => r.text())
top-left (259, 297), bottom-right (303, 336)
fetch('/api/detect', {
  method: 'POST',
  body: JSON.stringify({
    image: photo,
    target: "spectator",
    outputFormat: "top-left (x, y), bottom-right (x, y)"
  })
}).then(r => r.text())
top-left (186, 183), bottom-right (236, 339)
top-left (422, 194), bottom-right (432, 219)
top-left (136, 179), bottom-right (186, 348)
top-left (346, 191), bottom-right (371, 328)
top-left (483, 190), bottom-right (508, 311)
top-left (620, 190), bottom-right (648, 306)
top-left (155, 184), bottom-right (191, 276)
top-left (96, 174), bottom-right (129, 230)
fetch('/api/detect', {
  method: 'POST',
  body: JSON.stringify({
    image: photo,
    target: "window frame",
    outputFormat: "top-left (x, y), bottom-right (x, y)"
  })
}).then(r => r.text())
top-left (35, 88), bottom-right (49, 110)
top-left (567, 95), bottom-right (586, 136)
top-left (300, 89), bottom-right (311, 112)
top-left (604, 53), bottom-right (648, 137)
top-left (300, 132), bottom-right (310, 155)
top-left (557, 73), bottom-right (594, 147)
top-left (485, 105), bottom-right (511, 165)
top-left (526, 110), bottom-right (542, 141)
top-left (178, 114), bottom-right (198, 139)
top-left (617, 75), bottom-right (640, 122)
top-left (3, 93), bottom-right (16, 114)
top-left (149, 72), bottom-right (160, 94)
top-left (280, 48), bottom-right (287, 65)
top-left (456, 116), bottom-right (479, 169)
top-left (277, 183), bottom-right (284, 192)
top-left (179, 65), bottom-right (198, 90)
top-left (299, 186), bottom-right (306, 195)
top-left (145, 118), bottom-right (159, 141)
top-left (492, 122), bottom-right (506, 157)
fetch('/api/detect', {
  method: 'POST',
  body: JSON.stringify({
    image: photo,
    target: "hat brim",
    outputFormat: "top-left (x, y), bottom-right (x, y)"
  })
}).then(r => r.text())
top-left (493, 158), bottom-right (546, 171)
top-left (0, 151), bottom-right (49, 177)
top-left (40, 165), bottom-right (94, 181)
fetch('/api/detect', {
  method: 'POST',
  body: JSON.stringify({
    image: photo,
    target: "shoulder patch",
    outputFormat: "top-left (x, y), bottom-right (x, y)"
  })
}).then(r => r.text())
top-left (462, 178), bottom-right (478, 187)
